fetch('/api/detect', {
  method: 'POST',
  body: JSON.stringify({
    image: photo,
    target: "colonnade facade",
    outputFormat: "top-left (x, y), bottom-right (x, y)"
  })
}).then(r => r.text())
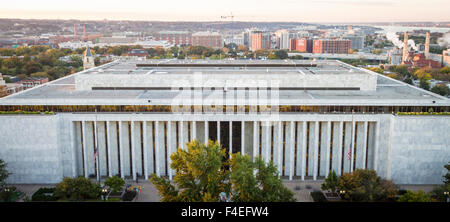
top-left (71, 115), bottom-right (380, 181)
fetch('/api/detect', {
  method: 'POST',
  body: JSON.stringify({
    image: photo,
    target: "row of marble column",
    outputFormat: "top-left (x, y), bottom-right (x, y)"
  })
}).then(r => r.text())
top-left (71, 120), bottom-right (379, 181)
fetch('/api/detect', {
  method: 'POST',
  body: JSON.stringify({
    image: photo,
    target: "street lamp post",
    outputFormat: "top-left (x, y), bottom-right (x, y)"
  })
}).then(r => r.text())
top-left (101, 188), bottom-right (108, 201)
top-left (444, 191), bottom-right (449, 203)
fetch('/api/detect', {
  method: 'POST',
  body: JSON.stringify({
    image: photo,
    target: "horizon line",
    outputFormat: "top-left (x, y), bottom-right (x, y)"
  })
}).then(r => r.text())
top-left (0, 17), bottom-right (449, 25)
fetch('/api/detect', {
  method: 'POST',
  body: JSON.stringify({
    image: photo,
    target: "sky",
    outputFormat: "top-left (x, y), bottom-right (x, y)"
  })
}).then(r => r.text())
top-left (0, 0), bottom-right (449, 23)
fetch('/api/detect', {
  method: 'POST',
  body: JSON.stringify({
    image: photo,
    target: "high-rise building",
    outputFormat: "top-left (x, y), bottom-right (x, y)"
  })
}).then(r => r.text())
top-left (313, 39), bottom-right (350, 54)
top-left (275, 30), bottom-right (290, 50)
top-left (250, 31), bottom-right (271, 51)
top-left (0, 59), bottom-right (449, 185)
top-left (289, 39), bottom-right (313, 53)
top-left (191, 31), bottom-right (223, 49)
top-left (343, 35), bottom-right (365, 50)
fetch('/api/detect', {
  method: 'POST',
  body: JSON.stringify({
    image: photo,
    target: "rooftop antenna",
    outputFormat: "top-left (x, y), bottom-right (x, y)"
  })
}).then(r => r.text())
top-left (221, 12), bottom-right (235, 50)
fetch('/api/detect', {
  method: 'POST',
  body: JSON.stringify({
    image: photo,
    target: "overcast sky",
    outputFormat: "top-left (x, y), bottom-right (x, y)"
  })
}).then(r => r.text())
top-left (1, 0), bottom-right (449, 23)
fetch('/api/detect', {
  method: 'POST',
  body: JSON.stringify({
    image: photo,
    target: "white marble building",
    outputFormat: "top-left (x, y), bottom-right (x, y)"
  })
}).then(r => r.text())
top-left (0, 59), bottom-right (449, 185)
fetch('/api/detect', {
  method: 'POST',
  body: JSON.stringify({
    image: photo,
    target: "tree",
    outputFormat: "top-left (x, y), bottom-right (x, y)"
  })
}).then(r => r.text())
top-left (151, 140), bottom-right (230, 202)
top-left (414, 68), bottom-right (432, 80)
top-left (337, 169), bottom-right (398, 202)
top-left (104, 176), bottom-right (125, 193)
top-left (274, 50), bottom-right (288, 60)
top-left (440, 66), bottom-right (450, 74)
top-left (419, 79), bottom-right (430, 90)
top-left (231, 154), bottom-right (295, 202)
top-left (430, 162), bottom-right (450, 201)
top-left (431, 84), bottom-right (450, 96)
top-left (54, 177), bottom-right (101, 201)
top-left (150, 140), bottom-right (295, 202)
top-left (444, 162), bottom-right (450, 185)
top-left (403, 78), bottom-right (413, 85)
top-left (367, 67), bottom-right (384, 74)
top-left (0, 159), bottom-right (10, 190)
top-left (321, 170), bottom-right (339, 193)
top-left (397, 190), bottom-right (434, 202)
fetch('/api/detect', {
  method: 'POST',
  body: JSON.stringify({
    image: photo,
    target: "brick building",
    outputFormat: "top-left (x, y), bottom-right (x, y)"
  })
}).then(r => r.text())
top-left (156, 31), bottom-right (192, 46)
top-left (191, 32), bottom-right (223, 49)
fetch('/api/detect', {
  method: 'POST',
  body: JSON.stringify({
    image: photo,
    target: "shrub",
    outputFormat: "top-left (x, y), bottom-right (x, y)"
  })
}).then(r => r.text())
top-left (31, 187), bottom-right (57, 201)
top-left (321, 170), bottom-right (339, 193)
top-left (311, 191), bottom-right (328, 202)
top-left (397, 190), bottom-right (434, 202)
top-left (121, 190), bottom-right (137, 201)
top-left (54, 177), bottom-right (102, 201)
top-left (337, 169), bottom-right (398, 202)
top-left (104, 176), bottom-right (125, 194)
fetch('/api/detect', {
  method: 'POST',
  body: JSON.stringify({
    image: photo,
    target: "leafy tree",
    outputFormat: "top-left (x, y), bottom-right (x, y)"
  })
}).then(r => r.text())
top-left (440, 66), bottom-right (450, 74)
top-left (231, 154), bottom-right (295, 202)
top-left (54, 177), bottom-right (101, 201)
top-left (0, 159), bottom-right (10, 190)
top-left (150, 140), bottom-right (295, 202)
top-left (367, 67), bottom-right (384, 74)
top-left (397, 190), bottom-right (434, 202)
top-left (403, 78), bottom-right (413, 85)
top-left (151, 140), bottom-right (230, 202)
top-left (419, 79), bottom-right (430, 90)
top-left (104, 176), bottom-right (125, 193)
top-left (431, 84), bottom-right (450, 96)
top-left (445, 162), bottom-right (450, 185)
top-left (274, 50), bottom-right (288, 59)
top-left (430, 162), bottom-right (450, 201)
top-left (337, 169), bottom-right (398, 202)
top-left (321, 170), bottom-right (339, 193)
top-left (414, 68), bottom-right (432, 80)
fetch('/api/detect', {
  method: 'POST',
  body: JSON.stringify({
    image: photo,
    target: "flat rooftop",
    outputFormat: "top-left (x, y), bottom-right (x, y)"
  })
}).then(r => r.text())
top-left (0, 59), bottom-right (449, 106)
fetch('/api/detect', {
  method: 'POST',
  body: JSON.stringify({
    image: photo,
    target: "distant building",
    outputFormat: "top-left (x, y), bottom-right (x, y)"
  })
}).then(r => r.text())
top-left (83, 45), bottom-right (95, 70)
top-left (443, 49), bottom-right (450, 67)
top-left (289, 39), bottom-right (313, 53)
top-left (343, 35), bottom-right (365, 50)
top-left (250, 31), bottom-right (271, 51)
top-left (156, 31), bottom-right (192, 46)
top-left (17, 77), bottom-right (49, 90)
top-left (191, 31), bottom-right (223, 49)
top-left (313, 39), bottom-right (350, 54)
top-left (410, 53), bottom-right (442, 69)
top-left (275, 30), bottom-right (290, 50)
top-left (98, 36), bottom-right (139, 44)
top-left (0, 74), bottom-right (7, 98)
top-left (127, 49), bottom-right (149, 57)
top-left (6, 83), bottom-right (23, 95)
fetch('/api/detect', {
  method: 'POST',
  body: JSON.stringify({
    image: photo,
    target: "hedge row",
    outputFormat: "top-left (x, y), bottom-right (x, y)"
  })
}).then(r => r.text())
top-left (0, 111), bottom-right (55, 115)
top-left (31, 187), bottom-right (57, 201)
top-left (396, 112), bottom-right (450, 116)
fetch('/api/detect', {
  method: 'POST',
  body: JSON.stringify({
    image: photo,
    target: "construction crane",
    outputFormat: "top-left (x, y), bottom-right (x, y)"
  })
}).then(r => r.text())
top-left (221, 13), bottom-right (235, 50)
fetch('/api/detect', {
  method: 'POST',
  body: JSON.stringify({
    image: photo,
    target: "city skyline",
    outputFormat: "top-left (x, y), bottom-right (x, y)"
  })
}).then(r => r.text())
top-left (1, 0), bottom-right (449, 23)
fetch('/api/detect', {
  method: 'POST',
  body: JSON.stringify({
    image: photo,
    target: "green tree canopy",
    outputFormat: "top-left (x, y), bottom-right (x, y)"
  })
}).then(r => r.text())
top-left (321, 170), bottom-right (339, 193)
top-left (54, 177), bottom-right (101, 201)
top-left (0, 159), bottom-right (10, 189)
top-left (104, 176), bottom-right (125, 193)
top-left (337, 169), bottom-right (398, 202)
top-left (431, 84), bottom-right (450, 96)
top-left (397, 190), bottom-right (434, 202)
top-left (150, 140), bottom-right (295, 202)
